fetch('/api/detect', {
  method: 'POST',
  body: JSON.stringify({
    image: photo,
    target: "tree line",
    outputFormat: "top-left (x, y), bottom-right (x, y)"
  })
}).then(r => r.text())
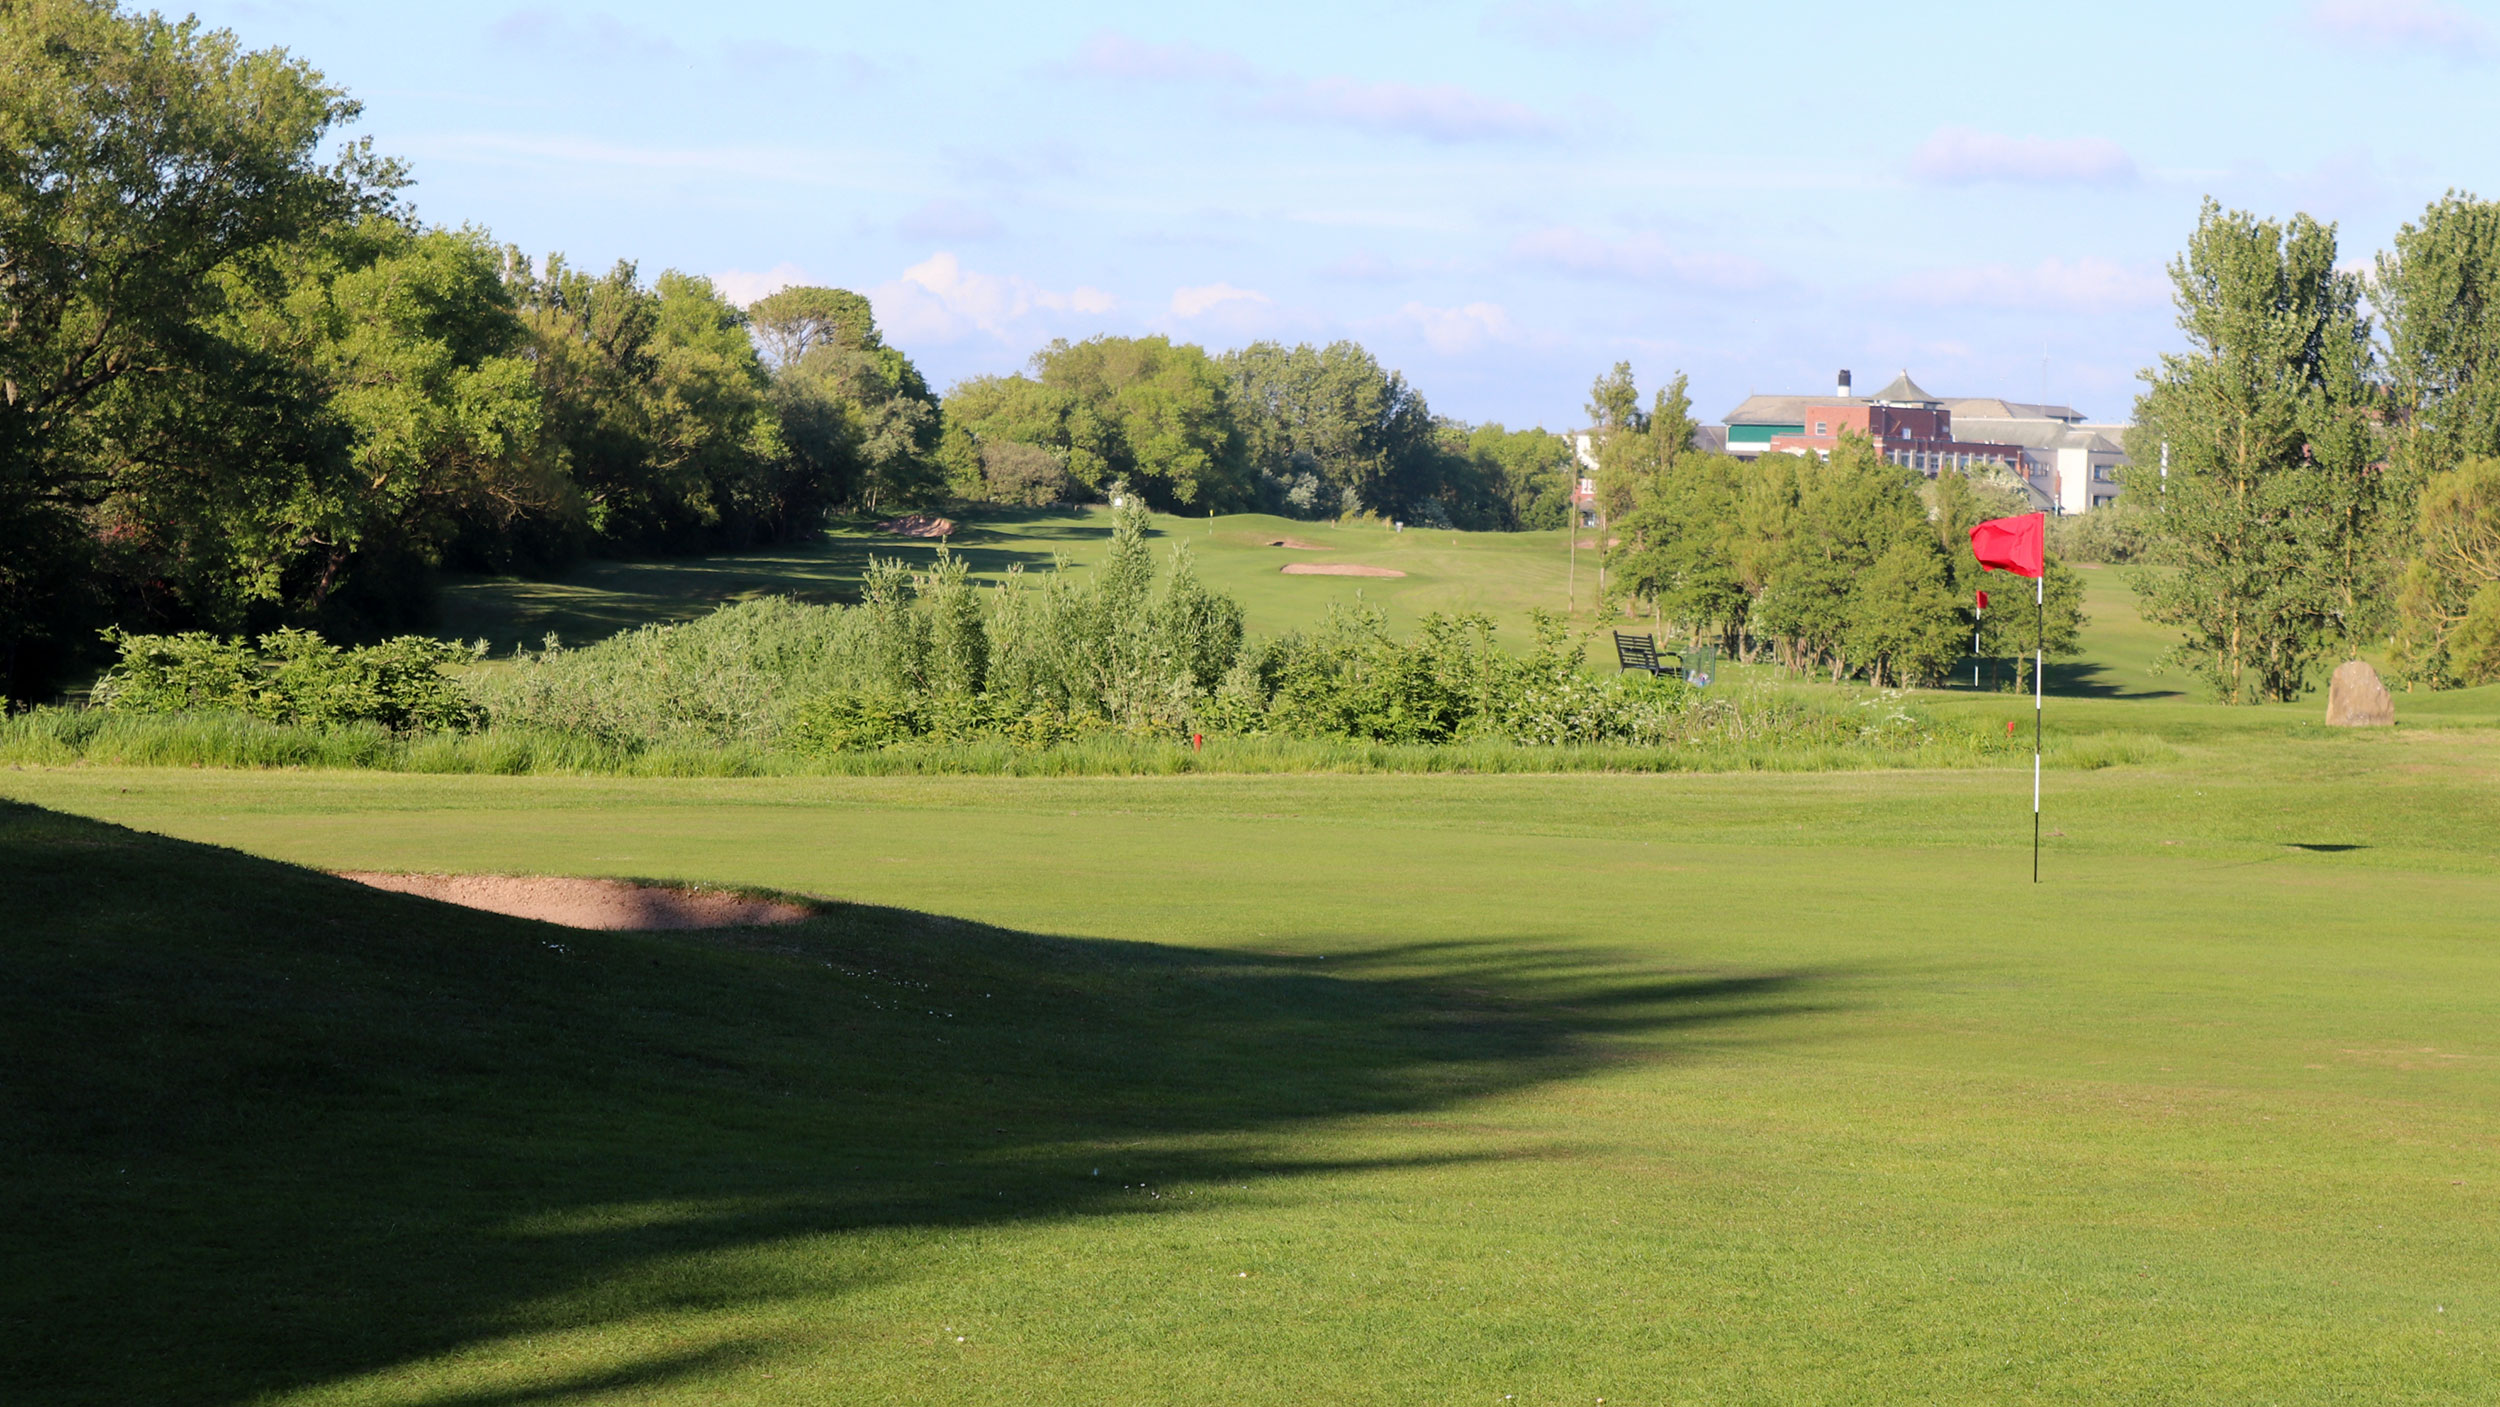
top-left (1580, 367), bottom-right (2083, 689)
top-left (1591, 192), bottom-right (2500, 701)
top-left (0, 1), bottom-right (1581, 699)
top-left (2126, 196), bottom-right (2500, 700)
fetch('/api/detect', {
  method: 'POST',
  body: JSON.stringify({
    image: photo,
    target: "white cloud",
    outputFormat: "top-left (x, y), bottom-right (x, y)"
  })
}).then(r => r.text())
top-left (1061, 33), bottom-right (1556, 144)
top-left (1262, 78), bottom-right (1558, 143)
top-left (1170, 282), bottom-right (1271, 318)
top-left (1509, 226), bottom-right (1770, 288)
top-left (2307, 0), bottom-right (2491, 55)
top-left (709, 263), bottom-right (813, 307)
top-left (489, 9), bottom-right (680, 61)
top-left (1397, 301), bottom-right (1515, 355)
top-left (1889, 257), bottom-right (2168, 312)
top-left (898, 199), bottom-right (1004, 241)
top-left (1482, 0), bottom-right (1670, 48)
top-left (872, 252), bottom-right (1116, 346)
top-left (1063, 30), bottom-right (1258, 82)
top-left (1910, 126), bottom-right (2138, 186)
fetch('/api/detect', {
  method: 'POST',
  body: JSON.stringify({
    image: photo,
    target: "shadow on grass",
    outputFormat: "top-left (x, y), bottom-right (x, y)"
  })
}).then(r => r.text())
top-left (2044, 657), bottom-right (2186, 702)
top-left (433, 516), bottom-right (1140, 647)
top-left (0, 800), bottom-right (1830, 1406)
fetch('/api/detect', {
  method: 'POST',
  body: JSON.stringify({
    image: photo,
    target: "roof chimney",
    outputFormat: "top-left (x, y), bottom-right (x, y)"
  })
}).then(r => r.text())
top-left (1837, 369), bottom-right (1853, 399)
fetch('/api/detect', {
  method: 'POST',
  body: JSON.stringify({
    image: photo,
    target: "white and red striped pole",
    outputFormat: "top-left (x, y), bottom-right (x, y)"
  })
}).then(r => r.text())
top-left (2033, 572), bottom-right (2043, 884)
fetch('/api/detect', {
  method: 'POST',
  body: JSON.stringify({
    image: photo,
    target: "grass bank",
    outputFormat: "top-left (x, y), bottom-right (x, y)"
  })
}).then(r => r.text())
top-left (0, 705), bottom-right (2180, 777)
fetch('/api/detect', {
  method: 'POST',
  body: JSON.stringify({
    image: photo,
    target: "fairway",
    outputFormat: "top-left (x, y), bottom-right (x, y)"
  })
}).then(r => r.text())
top-left (437, 509), bottom-right (1599, 653)
top-left (8, 704), bottom-right (2500, 1403)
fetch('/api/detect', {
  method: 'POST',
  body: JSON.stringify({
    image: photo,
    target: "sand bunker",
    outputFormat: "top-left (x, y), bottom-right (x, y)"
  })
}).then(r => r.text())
top-left (1280, 563), bottom-right (1406, 578)
top-left (877, 512), bottom-right (957, 538)
top-left (1266, 538), bottom-right (1326, 550)
top-left (338, 872), bottom-right (811, 931)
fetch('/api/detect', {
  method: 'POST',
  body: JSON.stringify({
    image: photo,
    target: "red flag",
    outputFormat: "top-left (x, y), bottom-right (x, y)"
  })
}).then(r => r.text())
top-left (1969, 513), bottom-right (2045, 579)
top-left (1975, 589), bottom-right (1989, 611)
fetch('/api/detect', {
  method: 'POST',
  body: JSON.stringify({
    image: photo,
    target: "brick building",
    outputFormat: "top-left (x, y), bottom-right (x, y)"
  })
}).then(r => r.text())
top-left (1717, 369), bottom-right (2131, 512)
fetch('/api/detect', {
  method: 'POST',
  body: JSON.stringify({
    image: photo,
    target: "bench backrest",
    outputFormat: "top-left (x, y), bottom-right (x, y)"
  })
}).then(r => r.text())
top-left (1613, 632), bottom-right (1665, 671)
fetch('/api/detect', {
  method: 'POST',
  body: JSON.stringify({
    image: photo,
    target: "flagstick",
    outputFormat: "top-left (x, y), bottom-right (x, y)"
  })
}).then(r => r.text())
top-left (2033, 572), bottom-right (2044, 884)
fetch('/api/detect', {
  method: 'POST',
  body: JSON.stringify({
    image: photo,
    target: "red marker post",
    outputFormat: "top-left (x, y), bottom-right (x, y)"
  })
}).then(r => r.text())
top-left (1969, 513), bottom-right (2047, 882)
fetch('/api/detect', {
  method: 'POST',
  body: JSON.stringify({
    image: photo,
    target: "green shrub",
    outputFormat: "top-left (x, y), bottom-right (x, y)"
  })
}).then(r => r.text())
top-left (94, 628), bottom-right (484, 731)
top-left (467, 597), bottom-right (857, 746)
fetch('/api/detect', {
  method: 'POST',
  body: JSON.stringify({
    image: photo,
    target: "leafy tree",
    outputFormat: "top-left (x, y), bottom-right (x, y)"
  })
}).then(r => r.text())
top-left (1047, 336), bottom-right (1247, 508)
top-left (1584, 361), bottom-right (1645, 437)
top-left (753, 285), bottom-right (942, 514)
top-left (0, 0), bottom-right (395, 695)
top-left (1845, 540), bottom-right (1966, 688)
top-left (645, 271), bottom-right (789, 539)
top-left (1762, 435), bottom-right (1932, 678)
top-left (1219, 339), bottom-right (1439, 520)
top-left (2376, 193), bottom-right (2500, 499)
top-left (195, 218), bottom-right (553, 625)
top-left (1458, 423), bottom-right (1574, 529)
top-left (503, 258), bottom-right (799, 549)
top-left (1648, 372), bottom-right (1699, 464)
top-left (949, 337), bottom-right (1246, 510)
top-left (2129, 200), bottom-right (2379, 702)
top-left (1585, 368), bottom-right (1695, 524)
top-left (1607, 451), bottom-right (1753, 649)
top-left (747, 286), bottom-right (877, 370)
top-left (2393, 455), bottom-right (2500, 685)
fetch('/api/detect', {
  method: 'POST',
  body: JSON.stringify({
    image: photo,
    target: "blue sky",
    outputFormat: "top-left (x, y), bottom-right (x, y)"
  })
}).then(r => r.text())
top-left (203, 0), bottom-right (2500, 427)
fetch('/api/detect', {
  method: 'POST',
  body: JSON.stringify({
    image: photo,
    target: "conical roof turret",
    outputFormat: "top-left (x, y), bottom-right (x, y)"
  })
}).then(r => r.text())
top-left (1870, 370), bottom-right (1939, 406)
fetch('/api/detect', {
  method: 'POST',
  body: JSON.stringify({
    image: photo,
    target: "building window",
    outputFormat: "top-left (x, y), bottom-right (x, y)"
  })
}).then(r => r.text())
top-left (2093, 465), bottom-right (2114, 482)
top-left (1814, 421), bottom-right (1827, 436)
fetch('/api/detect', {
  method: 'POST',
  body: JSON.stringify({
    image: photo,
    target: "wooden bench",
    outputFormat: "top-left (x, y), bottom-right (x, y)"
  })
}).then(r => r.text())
top-left (1613, 632), bottom-right (1681, 677)
top-left (1615, 633), bottom-right (1718, 687)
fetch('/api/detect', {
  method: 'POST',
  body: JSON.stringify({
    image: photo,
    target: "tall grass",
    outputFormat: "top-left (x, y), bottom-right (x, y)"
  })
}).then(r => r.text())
top-left (0, 706), bottom-right (2167, 778)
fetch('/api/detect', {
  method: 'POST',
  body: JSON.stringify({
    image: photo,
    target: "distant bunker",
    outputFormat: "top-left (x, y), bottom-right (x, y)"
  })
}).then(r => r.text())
top-left (339, 872), bottom-right (811, 931)
top-left (1280, 563), bottom-right (1407, 578)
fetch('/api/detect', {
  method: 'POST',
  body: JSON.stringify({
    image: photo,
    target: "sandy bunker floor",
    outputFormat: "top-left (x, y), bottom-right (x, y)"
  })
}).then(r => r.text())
top-left (338, 872), bottom-right (811, 931)
top-left (1279, 562), bottom-right (1406, 578)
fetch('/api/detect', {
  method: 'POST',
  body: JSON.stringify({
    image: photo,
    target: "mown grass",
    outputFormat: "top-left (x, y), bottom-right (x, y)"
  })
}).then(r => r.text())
top-left (7, 718), bottom-right (2500, 1404)
top-left (437, 508), bottom-right (1597, 652)
top-left (11, 527), bottom-right (2500, 1403)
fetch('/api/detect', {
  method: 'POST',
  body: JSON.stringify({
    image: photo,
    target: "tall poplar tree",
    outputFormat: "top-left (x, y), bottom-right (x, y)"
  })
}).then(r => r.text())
top-left (2376, 192), bottom-right (2500, 684)
top-left (2377, 192), bottom-right (2500, 492)
top-left (2129, 200), bottom-right (2379, 703)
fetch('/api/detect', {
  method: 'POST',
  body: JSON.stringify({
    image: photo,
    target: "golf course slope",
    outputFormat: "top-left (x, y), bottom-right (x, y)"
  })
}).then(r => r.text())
top-left (4, 795), bottom-right (1767, 1405)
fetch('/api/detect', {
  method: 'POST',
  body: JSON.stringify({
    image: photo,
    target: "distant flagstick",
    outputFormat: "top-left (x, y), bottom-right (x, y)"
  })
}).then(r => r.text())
top-left (1969, 513), bottom-right (2049, 883)
top-left (2033, 570), bottom-right (2043, 884)
top-left (1973, 589), bottom-right (1988, 688)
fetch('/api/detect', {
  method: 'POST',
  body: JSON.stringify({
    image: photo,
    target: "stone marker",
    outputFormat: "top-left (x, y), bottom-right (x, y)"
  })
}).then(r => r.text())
top-left (2324, 659), bottom-right (2395, 727)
